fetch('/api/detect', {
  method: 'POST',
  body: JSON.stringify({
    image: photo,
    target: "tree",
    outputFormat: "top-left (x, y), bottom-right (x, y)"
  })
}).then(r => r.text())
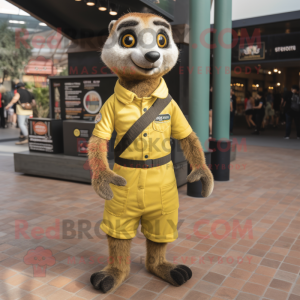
top-left (0, 23), bottom-right (32, 82)
top-left (26, 83), bottom-right (49, 118)
top-left (59, 67), bottom-right (68, 76)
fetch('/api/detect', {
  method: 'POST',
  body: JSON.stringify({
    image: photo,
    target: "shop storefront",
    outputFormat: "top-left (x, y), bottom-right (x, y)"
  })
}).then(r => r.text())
top-left (230, 19), bottom-right (300, 114)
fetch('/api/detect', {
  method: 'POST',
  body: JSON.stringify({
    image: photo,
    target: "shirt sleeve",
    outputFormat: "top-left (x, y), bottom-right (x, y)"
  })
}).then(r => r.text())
top-left (92, 95), bottom-right (115, 140)
top-left (171, 99), bottom-right (193, 140)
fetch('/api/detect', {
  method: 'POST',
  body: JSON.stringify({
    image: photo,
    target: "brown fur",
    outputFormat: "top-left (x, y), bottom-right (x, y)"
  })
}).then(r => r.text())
top-left (146, 239), bottom-right (177, 284)
top-left (88, 136), bottom-right (126, 200)
top-left (146, 239), bottom-right (192, 286)
top-left (179, 132), bottom-right (214, 197)
top-left (119, 77), bottom-right (161, 98)
top-left (90, 235), bottom-right (131, 293)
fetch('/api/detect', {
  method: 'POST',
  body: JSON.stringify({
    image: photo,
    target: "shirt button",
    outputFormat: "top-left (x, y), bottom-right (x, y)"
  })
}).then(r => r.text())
top-left (145, 155), bottom-right (148, 159)
top-left (143, 108), bottom-right (147, 112)
top-left (143, 133), bottom-right (147, 137)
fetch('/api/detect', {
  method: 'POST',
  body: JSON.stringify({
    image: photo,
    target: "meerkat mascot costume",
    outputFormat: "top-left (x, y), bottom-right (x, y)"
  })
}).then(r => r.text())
top-left (88, 12), bottom-right (214, 293)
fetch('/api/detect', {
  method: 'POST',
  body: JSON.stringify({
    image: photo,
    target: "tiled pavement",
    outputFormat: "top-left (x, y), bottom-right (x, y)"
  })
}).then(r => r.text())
top-left (0, 145), bottom-right (300, 300)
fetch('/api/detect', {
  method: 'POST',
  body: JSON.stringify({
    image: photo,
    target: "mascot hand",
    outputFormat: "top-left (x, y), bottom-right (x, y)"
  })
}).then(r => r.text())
top-left (92, 171), bottom-right (127, 200)
top-left (187, 166), bottom-right (214, 197)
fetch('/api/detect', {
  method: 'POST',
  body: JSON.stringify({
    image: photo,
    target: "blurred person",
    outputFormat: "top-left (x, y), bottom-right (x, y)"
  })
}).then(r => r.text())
top-left (7, 107), bottom-right (14, 126)
top-left (0, 85), bottom-right (5, 128)
top-left (283, 85), bottom-right (300, 139)
top-left (244, 94), bottom-right (248, 110)
top-left (230, 88), bottom-right (236, 135)
top-left (2, 88), bottom-right (14, 127)
top-left (5, 82), bottom-right (35, 145)
top-left (264, 90), bottom-right (275, 127)
top-left (273, 88), bottom-right (282, 128)
top-left (281, 87), bottom-right (289, 125)
top-left (244, 91), bottom-right (256, 128)
top-left (252, 91), bottom-right (265, 135)
top-left (10, 82), bottom-right (18, 127)
top-left (209, 86), bottom-right (213, 136)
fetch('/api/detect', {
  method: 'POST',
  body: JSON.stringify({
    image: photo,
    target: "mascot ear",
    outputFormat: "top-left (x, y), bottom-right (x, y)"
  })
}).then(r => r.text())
top-left (108, 20), bottom-right (116, 34)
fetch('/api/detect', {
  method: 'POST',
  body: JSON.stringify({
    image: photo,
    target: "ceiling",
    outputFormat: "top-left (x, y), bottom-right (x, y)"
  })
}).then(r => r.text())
top-left (6, 0), bottom-right (164, 40)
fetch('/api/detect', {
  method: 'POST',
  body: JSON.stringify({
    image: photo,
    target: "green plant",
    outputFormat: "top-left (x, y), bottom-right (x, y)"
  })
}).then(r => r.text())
top-left (0, 23), bottom-right (32, 81)
top-left (30, 86), bottom-right (50, 118)
top-left (59, 68), bottom-right (68, 76)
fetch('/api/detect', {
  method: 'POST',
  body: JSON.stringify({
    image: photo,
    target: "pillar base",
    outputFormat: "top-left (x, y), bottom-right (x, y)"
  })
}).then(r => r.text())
top-left (210, 140), bottom-right (231, 181)
top-left (187, 151), bottom-right (211, 198)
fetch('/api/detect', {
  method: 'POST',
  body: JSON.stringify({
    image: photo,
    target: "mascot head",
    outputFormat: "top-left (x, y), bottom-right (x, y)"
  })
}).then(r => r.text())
top-left (101, 13), bottom-right (179, 81)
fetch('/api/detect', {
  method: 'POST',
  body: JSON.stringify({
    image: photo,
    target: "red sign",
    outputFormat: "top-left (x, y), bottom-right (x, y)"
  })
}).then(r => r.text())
top-left (33, 122), bottom-right (48, 135)
top-left (25, 56), bottom-right (57, 75)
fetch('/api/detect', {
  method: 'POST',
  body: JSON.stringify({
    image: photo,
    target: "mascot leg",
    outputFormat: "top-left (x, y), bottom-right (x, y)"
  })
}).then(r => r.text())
top-left (90, 235), bottom-right (131, 293)
top-left (145, 239), bottom-right (192, 286)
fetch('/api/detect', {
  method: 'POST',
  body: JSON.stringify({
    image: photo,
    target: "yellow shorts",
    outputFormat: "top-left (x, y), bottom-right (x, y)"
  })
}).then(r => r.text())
top-left (100, 161), bottom-right (179, 243)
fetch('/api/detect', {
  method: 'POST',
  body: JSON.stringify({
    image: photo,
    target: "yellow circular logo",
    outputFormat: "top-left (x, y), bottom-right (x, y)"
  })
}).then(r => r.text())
top-left (74, 129), bottom-right (80, 137)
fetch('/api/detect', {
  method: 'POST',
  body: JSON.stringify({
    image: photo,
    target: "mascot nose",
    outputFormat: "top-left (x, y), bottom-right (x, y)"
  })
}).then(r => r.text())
top-left (145, 51), bottom-right (160, 63)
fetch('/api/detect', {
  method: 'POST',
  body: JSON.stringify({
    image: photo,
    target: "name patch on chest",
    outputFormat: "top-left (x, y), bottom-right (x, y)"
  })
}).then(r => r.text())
top-left (154, 114), bottom-right (171, 123)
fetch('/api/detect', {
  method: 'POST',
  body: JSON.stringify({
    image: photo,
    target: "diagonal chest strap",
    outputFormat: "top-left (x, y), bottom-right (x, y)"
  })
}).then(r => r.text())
top-left (114, 94), bottom-right (172, 159)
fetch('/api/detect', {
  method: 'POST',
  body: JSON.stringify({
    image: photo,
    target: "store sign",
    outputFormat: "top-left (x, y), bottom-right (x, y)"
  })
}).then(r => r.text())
top-left (238, 42), bottom-right (265, 61)
top-left (233, 32), bottom-right (300, 63)
top-left (275, 45), bottom-right (296, 52)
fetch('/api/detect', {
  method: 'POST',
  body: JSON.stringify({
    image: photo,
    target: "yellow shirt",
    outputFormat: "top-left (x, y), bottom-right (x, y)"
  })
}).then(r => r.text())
top-left (93, 78), bottom-right (192, 161)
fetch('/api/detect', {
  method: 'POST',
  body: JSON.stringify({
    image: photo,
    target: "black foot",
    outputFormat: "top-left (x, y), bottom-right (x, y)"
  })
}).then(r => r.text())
top-left (90, 272), bottom-right (114, 293)
top-left (170, 265), bottom-right (192, 286)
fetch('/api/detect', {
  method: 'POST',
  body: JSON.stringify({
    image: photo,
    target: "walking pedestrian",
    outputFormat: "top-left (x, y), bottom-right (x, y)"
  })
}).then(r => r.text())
top-left (244, 91), bottom-right (256, 129)
top-left (283, 85), bottom-right (300, 139)
top-left (273, 88), bottom-right (282, 128)
top-left (252, 92), bottom-right (265, 135)
top-left (0, 85), bottom-right (6, 128)
top-left (230, 88), bottom-right (236, 135)
top-left (5, 82), bottom-right (35, 144)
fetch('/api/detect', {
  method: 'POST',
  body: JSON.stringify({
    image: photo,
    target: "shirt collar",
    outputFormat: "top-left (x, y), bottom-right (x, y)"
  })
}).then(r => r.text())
top-left (114, 78), bottom-right (169, 105)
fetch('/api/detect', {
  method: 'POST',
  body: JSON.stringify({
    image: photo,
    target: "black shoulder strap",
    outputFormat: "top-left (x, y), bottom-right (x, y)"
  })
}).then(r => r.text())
top-left (114, 94), bottom-right (172, 158)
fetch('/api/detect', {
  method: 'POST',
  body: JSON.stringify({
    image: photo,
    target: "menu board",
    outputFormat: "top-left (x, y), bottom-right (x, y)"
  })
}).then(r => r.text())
top-left (49, 75), bottom-right (118, 121)
top-left (64, 80), bottom-right (102, 120)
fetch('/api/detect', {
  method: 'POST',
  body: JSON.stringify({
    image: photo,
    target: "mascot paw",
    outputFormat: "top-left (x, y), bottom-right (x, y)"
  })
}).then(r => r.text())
top-left (110, 173), bottom-right (127, 186)
top-left (170, 265), bottom-right (193, 286)
top-left (90, 271), bottom-right (114, 293)
top-left (91, 267), bottom-right (128, 293)
top-left (92, 172), bottom-right (127, 200)
top-left (187, 168), bottom-right (214, 197)
top-left (148, 262), bottom-right (192, 287)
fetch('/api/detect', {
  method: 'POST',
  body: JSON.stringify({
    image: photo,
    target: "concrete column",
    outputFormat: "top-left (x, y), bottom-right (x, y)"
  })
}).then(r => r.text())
top-left (212, 0), bottom-right (232, 141)
top-left (210, 0), bottom-right (233, 181)
top-left (187, 0), bottom-right (211, 197)
top-left (189, 0), bottom-right (211, 146)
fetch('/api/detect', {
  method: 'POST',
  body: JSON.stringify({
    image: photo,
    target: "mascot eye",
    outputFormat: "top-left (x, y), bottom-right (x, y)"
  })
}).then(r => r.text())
top-left (122, 34), bottom-right (136, 48)
top-left (157, 34), bottom-right (168, 48)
